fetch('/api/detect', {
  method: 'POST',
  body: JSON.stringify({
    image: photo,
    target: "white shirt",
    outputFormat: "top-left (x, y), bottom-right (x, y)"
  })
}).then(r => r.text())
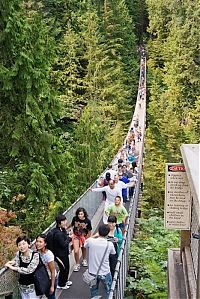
top-left (115, 181), bottom-right (127, 198)
top-left (84, 238), bottom-right (115, 275)
top-left (40, 250), bottom-right (57, 278)
top-left (92, 186), bottom-right (121, 204)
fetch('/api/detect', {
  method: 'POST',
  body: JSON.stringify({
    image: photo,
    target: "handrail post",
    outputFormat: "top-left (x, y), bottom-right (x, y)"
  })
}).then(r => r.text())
top-left (180, 230), bottom-right (191, 262)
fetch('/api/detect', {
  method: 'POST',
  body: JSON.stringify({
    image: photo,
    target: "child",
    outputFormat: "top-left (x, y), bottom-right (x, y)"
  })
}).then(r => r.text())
top-left (107, 215), bottom-right (123, 278)
top-left (106, 196), bottom-right (128, 234)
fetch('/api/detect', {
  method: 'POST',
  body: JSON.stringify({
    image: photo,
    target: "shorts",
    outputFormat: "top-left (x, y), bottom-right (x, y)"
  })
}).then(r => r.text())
top-left (72, 234), bottom-right (86, 247)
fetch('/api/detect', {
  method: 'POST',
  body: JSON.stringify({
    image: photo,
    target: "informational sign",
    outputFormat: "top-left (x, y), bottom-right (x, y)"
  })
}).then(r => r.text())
top-left (165, 163), bottom-right (191, 230)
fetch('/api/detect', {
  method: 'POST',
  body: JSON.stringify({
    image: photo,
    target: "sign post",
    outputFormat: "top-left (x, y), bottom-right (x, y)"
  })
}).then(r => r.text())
top-left (165, 163), bottom-right (191, 230)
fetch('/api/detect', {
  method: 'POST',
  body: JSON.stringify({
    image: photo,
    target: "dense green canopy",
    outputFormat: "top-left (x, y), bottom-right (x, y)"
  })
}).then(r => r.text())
top-left (0, 0), bottom-right (138, 235)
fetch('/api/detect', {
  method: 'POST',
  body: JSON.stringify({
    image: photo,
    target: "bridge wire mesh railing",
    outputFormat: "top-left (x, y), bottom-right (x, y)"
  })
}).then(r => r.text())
top-left (189, 194), bottom-right (200, 299)
top-left (0, 53), bottom-right (146, 299)
top-left (108, 53), bottom-right (146, 299)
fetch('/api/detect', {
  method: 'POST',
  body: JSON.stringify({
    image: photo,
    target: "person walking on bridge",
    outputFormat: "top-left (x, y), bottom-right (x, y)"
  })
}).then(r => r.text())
top-left (106, 196), bottom-right (128, 235)
top-left (84, 224), bottom-right (115, 299)
top-left (114, 174), bottom-right (135, 203)
top-left (52, 214), bottom-right (72, 290)
top-left (92, 180), bottom-right (121, 223)
top-left (103, 164), bottom-right (117, 180)
top-left (36, 234), bottom-right (57, 299)
top-left (67, 207), bottom-right (92, 272)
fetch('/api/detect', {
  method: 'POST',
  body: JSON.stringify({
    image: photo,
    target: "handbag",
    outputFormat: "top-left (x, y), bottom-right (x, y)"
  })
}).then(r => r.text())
top-left (82, 269), bottom-right (97, 287)
top-left (33, 254), bottom-right (51, 296)
top-left (83, 242), bottom-right (109, 287)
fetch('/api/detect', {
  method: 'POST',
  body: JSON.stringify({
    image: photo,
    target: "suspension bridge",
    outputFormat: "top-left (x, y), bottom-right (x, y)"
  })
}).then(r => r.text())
top-left (2, 44), bottom-right (200, 299)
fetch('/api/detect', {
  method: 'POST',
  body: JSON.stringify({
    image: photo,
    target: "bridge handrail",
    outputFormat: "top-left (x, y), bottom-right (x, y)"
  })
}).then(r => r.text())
top-left (108, 52), bottom-right (146, 299)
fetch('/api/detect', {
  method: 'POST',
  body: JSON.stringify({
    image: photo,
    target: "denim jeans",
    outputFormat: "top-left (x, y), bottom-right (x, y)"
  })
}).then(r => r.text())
top-left (90, 272), bottom-right (112, 299)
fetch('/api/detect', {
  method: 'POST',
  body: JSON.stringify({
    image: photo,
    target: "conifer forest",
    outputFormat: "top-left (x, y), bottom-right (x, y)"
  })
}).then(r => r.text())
top-left (0, 0), bottom-right (199, 297)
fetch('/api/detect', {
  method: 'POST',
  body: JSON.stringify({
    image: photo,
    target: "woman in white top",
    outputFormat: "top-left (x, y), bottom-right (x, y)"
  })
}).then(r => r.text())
top-left (35, 234), bottom-right (57, 299)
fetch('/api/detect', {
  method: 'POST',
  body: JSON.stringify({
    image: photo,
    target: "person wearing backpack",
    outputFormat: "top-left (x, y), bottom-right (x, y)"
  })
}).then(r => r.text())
top-left (36, 234), bottom-right (57, 299)
top-left (5, 235), bottom-right (40, 299)
top-left (97, 172), bottom-right (111, 201)
top-left (47, 214), bottom-right (72, 290)
top-left (107, 215), bottom-right (123, 278)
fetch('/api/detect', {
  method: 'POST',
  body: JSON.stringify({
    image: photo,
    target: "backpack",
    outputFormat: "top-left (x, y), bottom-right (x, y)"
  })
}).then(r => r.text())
top-left (33, 254), bottom-right (51, 296)
top-left (46, 228), bottom-right (57, 254)
top-left (128, 155), bottom-right (135, 162)
top-left (19, 251), bottom-right (51, 296)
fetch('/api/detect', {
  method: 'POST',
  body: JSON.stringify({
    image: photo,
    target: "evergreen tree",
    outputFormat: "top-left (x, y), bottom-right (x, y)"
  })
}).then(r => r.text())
top-left (0, 0), bottom-right (72, 235)
top-left (99, 0), bottom-right (138, 115)
top-left (51, 23), bottom-right (85, 125)
top-left (73, 7), bottom-right (126, 188)
top-left (125, 0), bottom-right (148, 41)
top-left (40, 0), bottom-right (80, 39)
top-left (144, 0), bottom-right (200, 211)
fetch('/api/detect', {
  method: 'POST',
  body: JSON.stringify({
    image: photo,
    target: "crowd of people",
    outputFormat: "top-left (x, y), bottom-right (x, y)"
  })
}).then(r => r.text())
top-left (5, 52), bottom-right (145, 299)
top-left (4, 209), bottom-right (124, 299)
top-left (4, 126), bottom-right (142, 299)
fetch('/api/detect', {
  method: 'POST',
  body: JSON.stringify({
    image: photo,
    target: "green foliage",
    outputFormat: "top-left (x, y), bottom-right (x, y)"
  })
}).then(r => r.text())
top-left (51, 1), bottom-right (138, 192)
top-left (142, 129), bottom-right (166, 211)
top-left (74, 101), bottom-right (112, 190)
top-left (146, 0), bottom-right (200, 145)
top-left (39, 0), bottom-right (81, 38)
top-left (99, 0), bottom-right (139, 107)
top-left (51, 22), bottom-right (85, 123)
top-left (127, 3), bottom-right (199, 298)
top-left (0, 0), bottom-right (75, 236)
top-left (142, 0), bottom-right (200, 210)
top-left (0, 0), bottom-right (139, 240)
top-left (125, 0), bottom-right (149, 41)
top-left (127, 213), bottom-right (179, 298)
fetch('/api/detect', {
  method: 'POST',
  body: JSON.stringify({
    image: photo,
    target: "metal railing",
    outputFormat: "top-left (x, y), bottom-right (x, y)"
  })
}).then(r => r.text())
top-left (180, 144), bottom-right (200, 298)
top-left (108, 52), bottom-right (146, 299)
top-left (190, 197), bottom-right (199, 280)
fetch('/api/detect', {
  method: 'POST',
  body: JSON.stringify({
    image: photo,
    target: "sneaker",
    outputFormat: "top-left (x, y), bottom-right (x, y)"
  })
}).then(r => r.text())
top-left (73, 264), bottom-right (80, 272)
top-left (57, 285), bottom-right (70, 290)
top-left (82, 259), bottom-right (88, 267)
top-left (66, 280), bottom-right (73, 286)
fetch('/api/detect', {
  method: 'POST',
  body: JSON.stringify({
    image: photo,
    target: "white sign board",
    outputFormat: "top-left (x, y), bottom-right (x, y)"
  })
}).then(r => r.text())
top-left (165, 163), bottom-right (191, 230)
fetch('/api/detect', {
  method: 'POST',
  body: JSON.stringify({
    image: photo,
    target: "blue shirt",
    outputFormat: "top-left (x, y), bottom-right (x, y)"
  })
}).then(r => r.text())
top-left (120, 177), bottom-right (130, 198)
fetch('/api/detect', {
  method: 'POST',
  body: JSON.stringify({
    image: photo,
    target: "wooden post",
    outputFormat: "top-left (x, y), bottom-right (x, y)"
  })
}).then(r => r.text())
top-left (180, 230), bottom-right (190, 262)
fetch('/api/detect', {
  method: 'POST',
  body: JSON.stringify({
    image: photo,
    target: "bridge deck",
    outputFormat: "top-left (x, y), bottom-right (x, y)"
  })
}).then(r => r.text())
top-left (58, 202), bottom-right (130, 299)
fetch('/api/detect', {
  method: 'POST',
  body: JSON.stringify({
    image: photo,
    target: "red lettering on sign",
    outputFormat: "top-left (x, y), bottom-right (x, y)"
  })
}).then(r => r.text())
top-left (169, 165), bottom-right (185, 172)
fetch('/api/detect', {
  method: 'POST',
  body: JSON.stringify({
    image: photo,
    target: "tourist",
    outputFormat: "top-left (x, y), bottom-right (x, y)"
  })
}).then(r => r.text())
top-left (5, 235), bottom-right (40, 299)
